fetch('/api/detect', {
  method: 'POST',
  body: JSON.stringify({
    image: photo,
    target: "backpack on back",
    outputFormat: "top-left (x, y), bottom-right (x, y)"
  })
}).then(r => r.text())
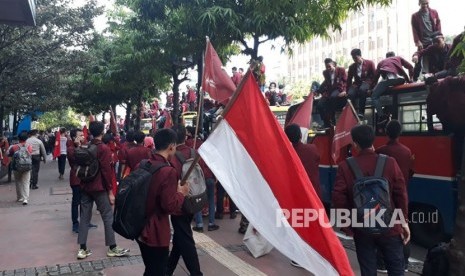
top-left (13, 144), bottom-right (32, 173)
top-left (75, 143), bottom-right (99, 183)
top-left (175, 148), bottom-right (207, 214)
top-left (113, 160), bottom-right (168, 240)
top-left (347, 154), bottom-right (393, 235)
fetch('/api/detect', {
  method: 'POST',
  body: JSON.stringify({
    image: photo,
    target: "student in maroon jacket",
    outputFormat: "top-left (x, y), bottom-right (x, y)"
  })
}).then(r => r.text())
top-left (412, 32), bottom-right (451, 77)
top-left (316, 58), bottom-right (347, 127)
top-left (284, 124), bottom-right (321, 197)
top-left (347, 49), bottom-right (376, 116)
top-left (117, 130), bottom-right (135, 179)
top-left (371, 52), bottom-right (413, 124)
top-left (411, 0), bottom-right (441, 80)
top-left (332, 124), bottom-right (409, 276)
top-left (67, 128), bottom-right (97, 233)
top-left (375, 120), bottom-right (414, 272)
top-left (167, 125), bottom-right (203, 276)
top-left (138, 128), bottom-right (188, 276)
top-left (76, 121), bottom-right (129, 260)
top-left (126, 131), bottom-right (151, 171)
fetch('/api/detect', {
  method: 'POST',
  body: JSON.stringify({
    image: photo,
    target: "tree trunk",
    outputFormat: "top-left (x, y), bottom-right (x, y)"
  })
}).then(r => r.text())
top-left (124, 101), bottom-right (132, 131)
top-left (449, 133), bottom-right (465, 276)
top-left (134, 90), bottom-right (143, 131)
top-left (196, 55), bottom-right (204, 132)
top-left (0, 104), bottom-right (4, 132)
top-left (252, 35), bottom-right (259, 60)
top-left (12, 110), bottom-right (18, 135)
top-left (101, 112), bottom-right (106, 124)
top-left (172, 67), bottom-right (181, 127)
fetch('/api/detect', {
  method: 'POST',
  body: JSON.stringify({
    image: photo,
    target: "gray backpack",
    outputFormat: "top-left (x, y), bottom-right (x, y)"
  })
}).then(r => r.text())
top-left (175, 149), bottom-right (207, 214)
top-left (13, 144), bottom-right (32, 173)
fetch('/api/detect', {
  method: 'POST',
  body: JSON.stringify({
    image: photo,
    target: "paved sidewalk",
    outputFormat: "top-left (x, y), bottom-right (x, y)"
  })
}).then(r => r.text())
top-left (0, 158), bottom-right (423, 275)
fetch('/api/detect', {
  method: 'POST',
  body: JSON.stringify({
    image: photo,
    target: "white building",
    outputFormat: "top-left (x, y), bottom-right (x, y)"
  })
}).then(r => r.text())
top-left (287, 1), bottom-right (421, 85)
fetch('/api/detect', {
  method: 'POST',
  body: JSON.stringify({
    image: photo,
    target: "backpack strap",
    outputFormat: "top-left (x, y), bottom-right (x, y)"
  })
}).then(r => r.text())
top-left (374, 154), bottom-right (387, 178)
top-left (140, 159), bottom-right (169, 174)
top-left (175, 151), bottom-right (186, 164)
top-left (346, 157), bottom-right (364, 179)
top-left (189, 148), bottom-right (196, 159)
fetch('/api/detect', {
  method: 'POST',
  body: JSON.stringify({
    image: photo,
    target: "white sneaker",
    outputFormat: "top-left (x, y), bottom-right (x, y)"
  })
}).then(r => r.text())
top-left (107, 246), bottom-right (129, 257)
top-left (22, 200), bottom-right (28, 205)
top-left (77, 249), bottom-right (92, 259)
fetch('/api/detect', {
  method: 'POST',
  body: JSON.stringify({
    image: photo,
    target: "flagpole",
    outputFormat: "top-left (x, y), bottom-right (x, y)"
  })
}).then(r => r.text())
top-left (180, 70), bottom-right (253, 185)
top-left (346, 99), bottom-right (361, 123)
top-left (193, 37), bottom-right (209, 149)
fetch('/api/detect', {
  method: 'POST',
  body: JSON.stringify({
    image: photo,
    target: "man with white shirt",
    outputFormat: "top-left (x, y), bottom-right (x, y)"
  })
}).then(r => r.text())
top-left (26, 129), bottom-right (46, 189)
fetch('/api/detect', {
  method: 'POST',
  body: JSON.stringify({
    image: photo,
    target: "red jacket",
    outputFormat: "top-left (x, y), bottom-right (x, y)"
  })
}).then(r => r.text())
top-left (332, 149), bottom-right (408, 236)
top-left (414, 43), bottom-right (451, 73)
top-left (117, 141), bottom-right (135, 164)
top-left (373, 56), bottom-right (414, 86)
top-left (67, 142), bottom-right (80, 187)
top-left (319, 67), bottom-right (347, 97)
top-left (126, 144), bottom-right (152, 170)
top-left (139, 153), bottom-right (185, 247)
top-left (376, 140), bottom-right (415, 185)
top-left (293, 142), bottom-right (321, 198)
top-left (411, 8), bottom-right (441, 46)
top-left (80, 139), bottom-right (114, 193)
top-left (347, 59), bottom-right (376, 88)
top-left (231, 71), bottom-right (242, 87)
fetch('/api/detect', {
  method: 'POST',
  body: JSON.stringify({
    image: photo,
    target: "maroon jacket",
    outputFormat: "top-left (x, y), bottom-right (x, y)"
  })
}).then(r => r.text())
top-left (67, 142), bottom-right (80, 187)
top-left (376, 140), bottom-right (414, 186)
top-left (332, 149), bottom-right (408, 236)
top-left (293, 142), bottom-right (321, 198)
top-left (126, 144), bottom-right (152, 170)
top-left (411, 8), bottom-right (441, 47)
top-left (118, 141), bottom-right (135, 164)
top-left (373, 56), bottom-right (414, 86)
top-left (170, 144), bottom-right (194, 215)
top-left (319, 67), bottom-right (347, 97)
top-left (139, 153), bottom-right (185, 247)
top-left (414, 43), bottom-right (451, 73)
top-left (347, 59), bottom-right (376, 88)
top-left (81, 139), bottom-right (113, 193)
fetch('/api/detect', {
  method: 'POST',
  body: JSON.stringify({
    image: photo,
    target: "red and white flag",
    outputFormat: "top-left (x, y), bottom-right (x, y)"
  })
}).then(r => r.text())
top-left (201, 39), bottom-right (236, 103)
top-left (287, 95), bottom-right (314, 143)
top-left (331, 103), bottom-right (359, 163)
top-left (198, 72), bottom-right (353, 275)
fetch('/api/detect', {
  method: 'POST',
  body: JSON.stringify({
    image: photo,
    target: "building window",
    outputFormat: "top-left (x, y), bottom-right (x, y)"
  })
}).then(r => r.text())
top-left (359, 25), bottom-right (364, 35)
top-left (377, 20), bottom-right (383, 29)
top-left (377, 37), bottom-right (383, 49)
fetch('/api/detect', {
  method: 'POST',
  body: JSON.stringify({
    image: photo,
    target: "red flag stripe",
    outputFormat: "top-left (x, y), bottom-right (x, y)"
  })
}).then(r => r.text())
top-left (331, 104), bottom-right (358, 163)
top-left (288, 95), bottom-right (314, 128)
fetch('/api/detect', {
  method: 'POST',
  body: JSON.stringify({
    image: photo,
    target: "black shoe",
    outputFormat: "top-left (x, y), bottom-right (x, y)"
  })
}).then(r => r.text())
top-left (72, 223), bottom-right (79, 233)
top-left (214, 213), bottom-right (223, 220)
top-left (31, 185), bottom-right (38, 190)
top-left (208, 225), bottom-right (220, 231)
top-left (230, 212), bottom-right (237, 219)
top-left (192, 226), bottom-right (204, 233)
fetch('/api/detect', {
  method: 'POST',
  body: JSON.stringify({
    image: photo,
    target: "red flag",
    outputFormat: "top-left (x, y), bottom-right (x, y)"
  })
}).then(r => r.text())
top-left (52, 131), bottom-right (60, 158)
top-left (199, 72), bottom-right (353, 275)
top-left (109, 106), bottom-right (118, 135)
top-left (201, 39), bottom-right (236, 102)
top-left (288, 95), bottom-right (314, 143)
top-left (163, 110), bottom-right (173, 128)
top-left (331, 103), bottom-right (359, 163)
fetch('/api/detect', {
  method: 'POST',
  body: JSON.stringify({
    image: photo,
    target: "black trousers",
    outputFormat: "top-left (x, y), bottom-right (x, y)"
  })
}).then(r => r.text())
top-left (30, 155), bottom-right (41, 187)
top-left (216, 182), bottom-right (237, 214)
top-left (137, 240), bottom-right (169, 276)
top-left (58, 154), bottom-right (67, 175)
top-left (71, 186), bottom-right (81, 225)
top-left (167, 214), bottom-right (203, 276)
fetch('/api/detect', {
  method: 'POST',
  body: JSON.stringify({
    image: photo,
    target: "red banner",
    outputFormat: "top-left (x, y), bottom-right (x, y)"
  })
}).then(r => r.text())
top-left (331, 103), bottom-right (358, 163)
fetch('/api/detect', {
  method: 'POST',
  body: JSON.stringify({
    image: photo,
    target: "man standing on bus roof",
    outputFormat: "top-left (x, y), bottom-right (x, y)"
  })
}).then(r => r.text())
top-left (316, 58), bottom-right (347, 128)
top-left (411, 0), bottom-right (441, 80)
top-left (371, 52), bottom-right (413, 127)
top-left (347, 49), bottom-right (376, 117)
top-left (375, 120), bottom-right (414, 273)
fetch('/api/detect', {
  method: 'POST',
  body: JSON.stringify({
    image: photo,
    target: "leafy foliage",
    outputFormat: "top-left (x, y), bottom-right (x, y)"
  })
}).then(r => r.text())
top-left (35, 108), bottom-right (81, 131)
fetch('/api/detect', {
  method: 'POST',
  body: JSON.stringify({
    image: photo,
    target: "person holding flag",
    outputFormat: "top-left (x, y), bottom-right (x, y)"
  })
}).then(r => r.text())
top-left (331, 100), bottom-right (360, 163)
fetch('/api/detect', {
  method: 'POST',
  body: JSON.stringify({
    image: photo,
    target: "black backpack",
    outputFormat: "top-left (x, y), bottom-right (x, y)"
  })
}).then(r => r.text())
top-left (422, 242), bottom-right (449, 276)
top-left (75, 143), bottom-right (99, 183)
top-left (347, 154), bottom-right (393, 235)
top-left (113, 160), bottom-right (168, 240)
top-left (175, 149), bottom-right (208, 214)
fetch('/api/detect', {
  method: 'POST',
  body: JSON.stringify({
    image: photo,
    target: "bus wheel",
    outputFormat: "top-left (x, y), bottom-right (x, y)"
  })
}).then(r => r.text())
top-left (409, 205), bottom-right (448, 248)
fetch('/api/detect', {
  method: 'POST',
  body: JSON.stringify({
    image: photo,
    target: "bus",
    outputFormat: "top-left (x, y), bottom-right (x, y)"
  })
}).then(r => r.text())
top-left (308, 83), bottom-right (457, 248)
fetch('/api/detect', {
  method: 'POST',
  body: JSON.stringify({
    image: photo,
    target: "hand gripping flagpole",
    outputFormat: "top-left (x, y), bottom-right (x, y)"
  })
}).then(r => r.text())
top-left (180, 68), bottom-right (253, 185)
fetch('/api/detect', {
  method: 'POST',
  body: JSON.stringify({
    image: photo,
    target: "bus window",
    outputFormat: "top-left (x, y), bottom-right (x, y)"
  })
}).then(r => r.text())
top-left (270, 106), bottom-right (290, 128)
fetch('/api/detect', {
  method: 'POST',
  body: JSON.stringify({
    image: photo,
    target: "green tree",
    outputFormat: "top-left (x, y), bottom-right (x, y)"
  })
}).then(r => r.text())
top-left (35, 108), bottom-right (81, 131)
top-left (0, 0), bottom-right (102, 132)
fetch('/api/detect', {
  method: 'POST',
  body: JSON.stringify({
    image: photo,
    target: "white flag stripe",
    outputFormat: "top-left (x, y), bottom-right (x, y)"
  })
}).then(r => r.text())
top-left (199, 120), bottom-right (338, 276)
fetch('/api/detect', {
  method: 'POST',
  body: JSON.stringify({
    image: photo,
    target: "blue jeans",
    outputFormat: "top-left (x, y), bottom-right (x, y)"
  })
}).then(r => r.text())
top-left (371, 78), bottom-right (405, 115)
top-left (194, 178), bottom-right (216, 227)
top-left (354, 233), bottom-right (405, 276)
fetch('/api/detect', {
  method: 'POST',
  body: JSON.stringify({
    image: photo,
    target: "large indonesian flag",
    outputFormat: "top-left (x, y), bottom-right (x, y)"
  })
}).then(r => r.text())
top-left (201, 39), bottom-right (236, 103)
top-left (198, 72), bottom-right (353, 275)
top-left (331, 103), bottom-right (358, 163)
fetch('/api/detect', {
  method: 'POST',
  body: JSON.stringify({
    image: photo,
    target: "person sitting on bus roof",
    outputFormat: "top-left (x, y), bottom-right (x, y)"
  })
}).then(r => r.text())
top-left (371, 52), bottom-right (413, 125)
top-left (425, 30), bottom-right (464, 81)
top-left (265, 82), bottom-right (280, 106)
top-left (347, 49), bottom-right (376, 116)
top-left (316, 58), bottom-right (347, 128)
top-left (412, 32), bottom-right (451, 78)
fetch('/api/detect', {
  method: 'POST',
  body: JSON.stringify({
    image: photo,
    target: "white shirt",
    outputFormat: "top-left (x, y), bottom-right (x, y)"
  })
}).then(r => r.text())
top-left (25, 136), bottom-right (46, 156)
